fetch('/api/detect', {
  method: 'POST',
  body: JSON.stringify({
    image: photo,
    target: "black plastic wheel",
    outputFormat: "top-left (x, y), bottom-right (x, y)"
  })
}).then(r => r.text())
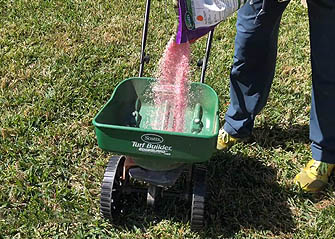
top-left (190, 164), bottom-right (207, 231)
top-left (100, 155), bottom-right (127, 221)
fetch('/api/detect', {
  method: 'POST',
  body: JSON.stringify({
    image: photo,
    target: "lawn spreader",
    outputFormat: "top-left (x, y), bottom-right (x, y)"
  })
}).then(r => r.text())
top-left (92, 0), bottom-right (219, 230)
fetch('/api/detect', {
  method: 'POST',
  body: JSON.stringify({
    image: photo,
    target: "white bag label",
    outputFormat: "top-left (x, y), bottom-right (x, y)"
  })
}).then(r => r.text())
top-left (185, 0), bottom-right (247, 29)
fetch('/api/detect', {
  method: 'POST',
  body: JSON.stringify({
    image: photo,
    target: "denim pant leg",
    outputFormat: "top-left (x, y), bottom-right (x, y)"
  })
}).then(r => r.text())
top-left (224, 0), bottom-right (289, 138)
top-left (308, 0), bottom-right (335, 163)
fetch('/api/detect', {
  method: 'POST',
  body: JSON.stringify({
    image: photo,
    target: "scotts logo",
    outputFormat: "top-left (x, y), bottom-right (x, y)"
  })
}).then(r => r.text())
top-left (141, 134), bottom-right (164, 144)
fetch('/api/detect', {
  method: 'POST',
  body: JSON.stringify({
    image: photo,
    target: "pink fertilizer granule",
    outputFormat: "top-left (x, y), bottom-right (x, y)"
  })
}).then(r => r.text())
top-left (151, 37), bottom-right (191, 132)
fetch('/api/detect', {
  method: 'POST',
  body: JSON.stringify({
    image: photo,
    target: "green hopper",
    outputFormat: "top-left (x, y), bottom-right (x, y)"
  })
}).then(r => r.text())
top-left (93, 77), bottom-right (219, 171)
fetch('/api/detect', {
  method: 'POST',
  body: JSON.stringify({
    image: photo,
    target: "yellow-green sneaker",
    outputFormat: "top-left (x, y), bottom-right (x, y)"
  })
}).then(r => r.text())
top-left (216, 128), bottom-right (241, 151)
top-left (294, 159), bottom-right (335, 193)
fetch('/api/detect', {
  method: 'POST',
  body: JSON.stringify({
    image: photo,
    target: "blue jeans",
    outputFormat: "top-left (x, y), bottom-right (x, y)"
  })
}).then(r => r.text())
top-left (223, 0), bottom-right (335, 163)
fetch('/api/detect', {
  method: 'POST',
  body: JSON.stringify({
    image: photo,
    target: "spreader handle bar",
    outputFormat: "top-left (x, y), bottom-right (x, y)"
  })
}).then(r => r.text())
top-left (139, 0), bottom-right (151, 77)
top-left (200, 29), bottom-right (214, 84)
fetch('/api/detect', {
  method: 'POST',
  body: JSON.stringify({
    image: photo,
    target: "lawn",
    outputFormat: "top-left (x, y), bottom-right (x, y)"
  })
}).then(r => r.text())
top-left (1, 0), bottom-right (335, 238)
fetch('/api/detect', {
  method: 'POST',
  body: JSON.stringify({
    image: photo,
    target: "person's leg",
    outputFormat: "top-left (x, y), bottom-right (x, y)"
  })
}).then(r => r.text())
top-left (294, 0), bottom-right (335, 192)
top-left (223, 0), bottom-right (289, 138)
top-left (308, 0), bottom-right (335, 164)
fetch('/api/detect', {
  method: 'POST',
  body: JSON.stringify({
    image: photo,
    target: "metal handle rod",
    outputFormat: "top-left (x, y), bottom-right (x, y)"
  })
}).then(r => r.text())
top-left (200, 29), bottom-right (214, 84)
top-left (139, 0), bottom-right (151, 77)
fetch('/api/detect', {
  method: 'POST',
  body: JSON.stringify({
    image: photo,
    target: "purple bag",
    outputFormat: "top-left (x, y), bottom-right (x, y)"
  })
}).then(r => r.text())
top-left (176, 0), bottom-right (247, 43)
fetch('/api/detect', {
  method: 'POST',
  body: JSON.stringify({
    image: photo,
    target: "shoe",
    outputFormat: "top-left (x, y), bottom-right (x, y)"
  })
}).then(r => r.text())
top-left (294, 159), bottom-right (335, 193)
top-left (216, 128), bottom-right (241, 151)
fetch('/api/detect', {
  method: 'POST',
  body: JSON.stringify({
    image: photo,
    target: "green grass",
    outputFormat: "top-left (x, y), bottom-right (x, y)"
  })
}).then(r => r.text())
top-left (1, 0), bottom-right (335, 238)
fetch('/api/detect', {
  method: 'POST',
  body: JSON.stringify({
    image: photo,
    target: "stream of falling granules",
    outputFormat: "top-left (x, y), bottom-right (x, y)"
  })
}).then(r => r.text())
top-left (151, 37), bottom-right (191, 132)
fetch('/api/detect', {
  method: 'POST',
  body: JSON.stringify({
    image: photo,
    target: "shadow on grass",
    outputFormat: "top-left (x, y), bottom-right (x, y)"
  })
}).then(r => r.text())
top-left (99, 124), bottom-right (330, 237)
top-left (104, 174), bottom-right (194, 231)
top-left (204, 152), bottom-right (296, 238)
top-left (252, 124), bottom-right (310, 149)
top-left (102, 152), bottom-right (296, 238)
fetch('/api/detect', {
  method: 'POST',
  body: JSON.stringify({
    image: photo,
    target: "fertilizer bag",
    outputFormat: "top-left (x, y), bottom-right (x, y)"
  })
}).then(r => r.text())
top-left (176, 0), bottom-right (247, 43)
